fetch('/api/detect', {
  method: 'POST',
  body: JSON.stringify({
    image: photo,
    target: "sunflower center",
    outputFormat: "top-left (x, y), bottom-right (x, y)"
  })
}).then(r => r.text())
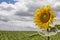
top-left (40, 12), bottom-right (50, 23)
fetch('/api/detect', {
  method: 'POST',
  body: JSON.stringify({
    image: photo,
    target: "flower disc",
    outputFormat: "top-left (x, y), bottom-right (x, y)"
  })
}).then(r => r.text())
top-left (40, 12), bottom-right (50, 23)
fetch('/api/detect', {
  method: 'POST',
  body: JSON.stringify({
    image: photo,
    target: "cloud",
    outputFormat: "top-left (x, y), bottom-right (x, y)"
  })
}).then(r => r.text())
top-left (15, 10), bottom-right (33, 16)
top-left (0, 2), bottom-right (16, 16)
top-left (0, 15), bottom-right (10, 22)
top-left (52, 2), bottom-right (60, 17)
top-left (0, 21), bottom-right (38, 31)
top-left (14, 0), bottom-right (60, 17)
top-left (0, 0), bottom-right (60, 30)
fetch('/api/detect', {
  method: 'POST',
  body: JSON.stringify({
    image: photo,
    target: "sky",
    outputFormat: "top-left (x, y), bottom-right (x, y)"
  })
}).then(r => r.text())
top-left (0, 0), bottom-right (60, 31)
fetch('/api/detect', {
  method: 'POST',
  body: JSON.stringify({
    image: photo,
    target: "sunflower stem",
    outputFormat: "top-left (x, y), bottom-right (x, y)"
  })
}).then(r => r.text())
top-left (48, 36), bottom-right (50, 40)
top-left (47, 28), bottom-right (50, 40)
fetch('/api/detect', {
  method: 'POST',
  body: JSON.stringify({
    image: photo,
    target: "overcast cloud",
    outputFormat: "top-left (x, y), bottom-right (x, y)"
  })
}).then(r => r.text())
top-left (0, 0), bottom-right (60, 31)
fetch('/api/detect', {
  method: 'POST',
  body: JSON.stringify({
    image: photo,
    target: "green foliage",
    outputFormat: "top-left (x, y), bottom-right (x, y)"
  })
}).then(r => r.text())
top-left (55, 25), bottom-right (60, 30)
top-left (0, 31), bottom-right (59, 40)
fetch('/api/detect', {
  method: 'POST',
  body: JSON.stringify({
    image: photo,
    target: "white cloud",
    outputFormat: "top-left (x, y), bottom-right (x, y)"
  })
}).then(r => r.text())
top-left (53, 2), bottom-right (60, 7)
top-left (0, 2), bottom-right (15, 16)
top-left (52, 2), bottom-right (60, 18)
top-left (14, 2), bottom-right (28, 11)
top-left (0, 0), bottom-right (60, 30)
top-left (0, 21), bottom-right (38, 31)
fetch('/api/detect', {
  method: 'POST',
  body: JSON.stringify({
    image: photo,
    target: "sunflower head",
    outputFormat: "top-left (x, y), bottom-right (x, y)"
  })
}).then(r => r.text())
top-left (33, 5), bottom-right (55, 29)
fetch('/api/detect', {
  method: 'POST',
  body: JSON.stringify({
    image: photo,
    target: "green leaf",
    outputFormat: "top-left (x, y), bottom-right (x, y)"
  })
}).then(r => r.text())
top-left (55, 25), bottom-right (60, 30)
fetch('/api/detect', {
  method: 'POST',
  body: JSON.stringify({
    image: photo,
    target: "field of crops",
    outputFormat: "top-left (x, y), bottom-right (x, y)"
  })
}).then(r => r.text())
top-left (0, 31), bottom-right (60, 40)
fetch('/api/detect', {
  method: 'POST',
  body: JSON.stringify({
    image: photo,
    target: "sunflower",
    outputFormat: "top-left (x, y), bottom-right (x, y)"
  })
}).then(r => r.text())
top-left (33, 5), bottom-right (55, 29)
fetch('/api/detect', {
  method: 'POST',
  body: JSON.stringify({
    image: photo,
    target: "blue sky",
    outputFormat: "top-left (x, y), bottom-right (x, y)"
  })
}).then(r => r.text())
top-left (0, 0), bottom-right (60, 31)
top-left (0, 0), bottom-right (16, 4)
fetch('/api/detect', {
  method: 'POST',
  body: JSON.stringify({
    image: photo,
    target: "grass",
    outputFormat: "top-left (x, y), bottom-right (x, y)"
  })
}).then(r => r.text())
top-left (0, 31), bottom-right (60, 40)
